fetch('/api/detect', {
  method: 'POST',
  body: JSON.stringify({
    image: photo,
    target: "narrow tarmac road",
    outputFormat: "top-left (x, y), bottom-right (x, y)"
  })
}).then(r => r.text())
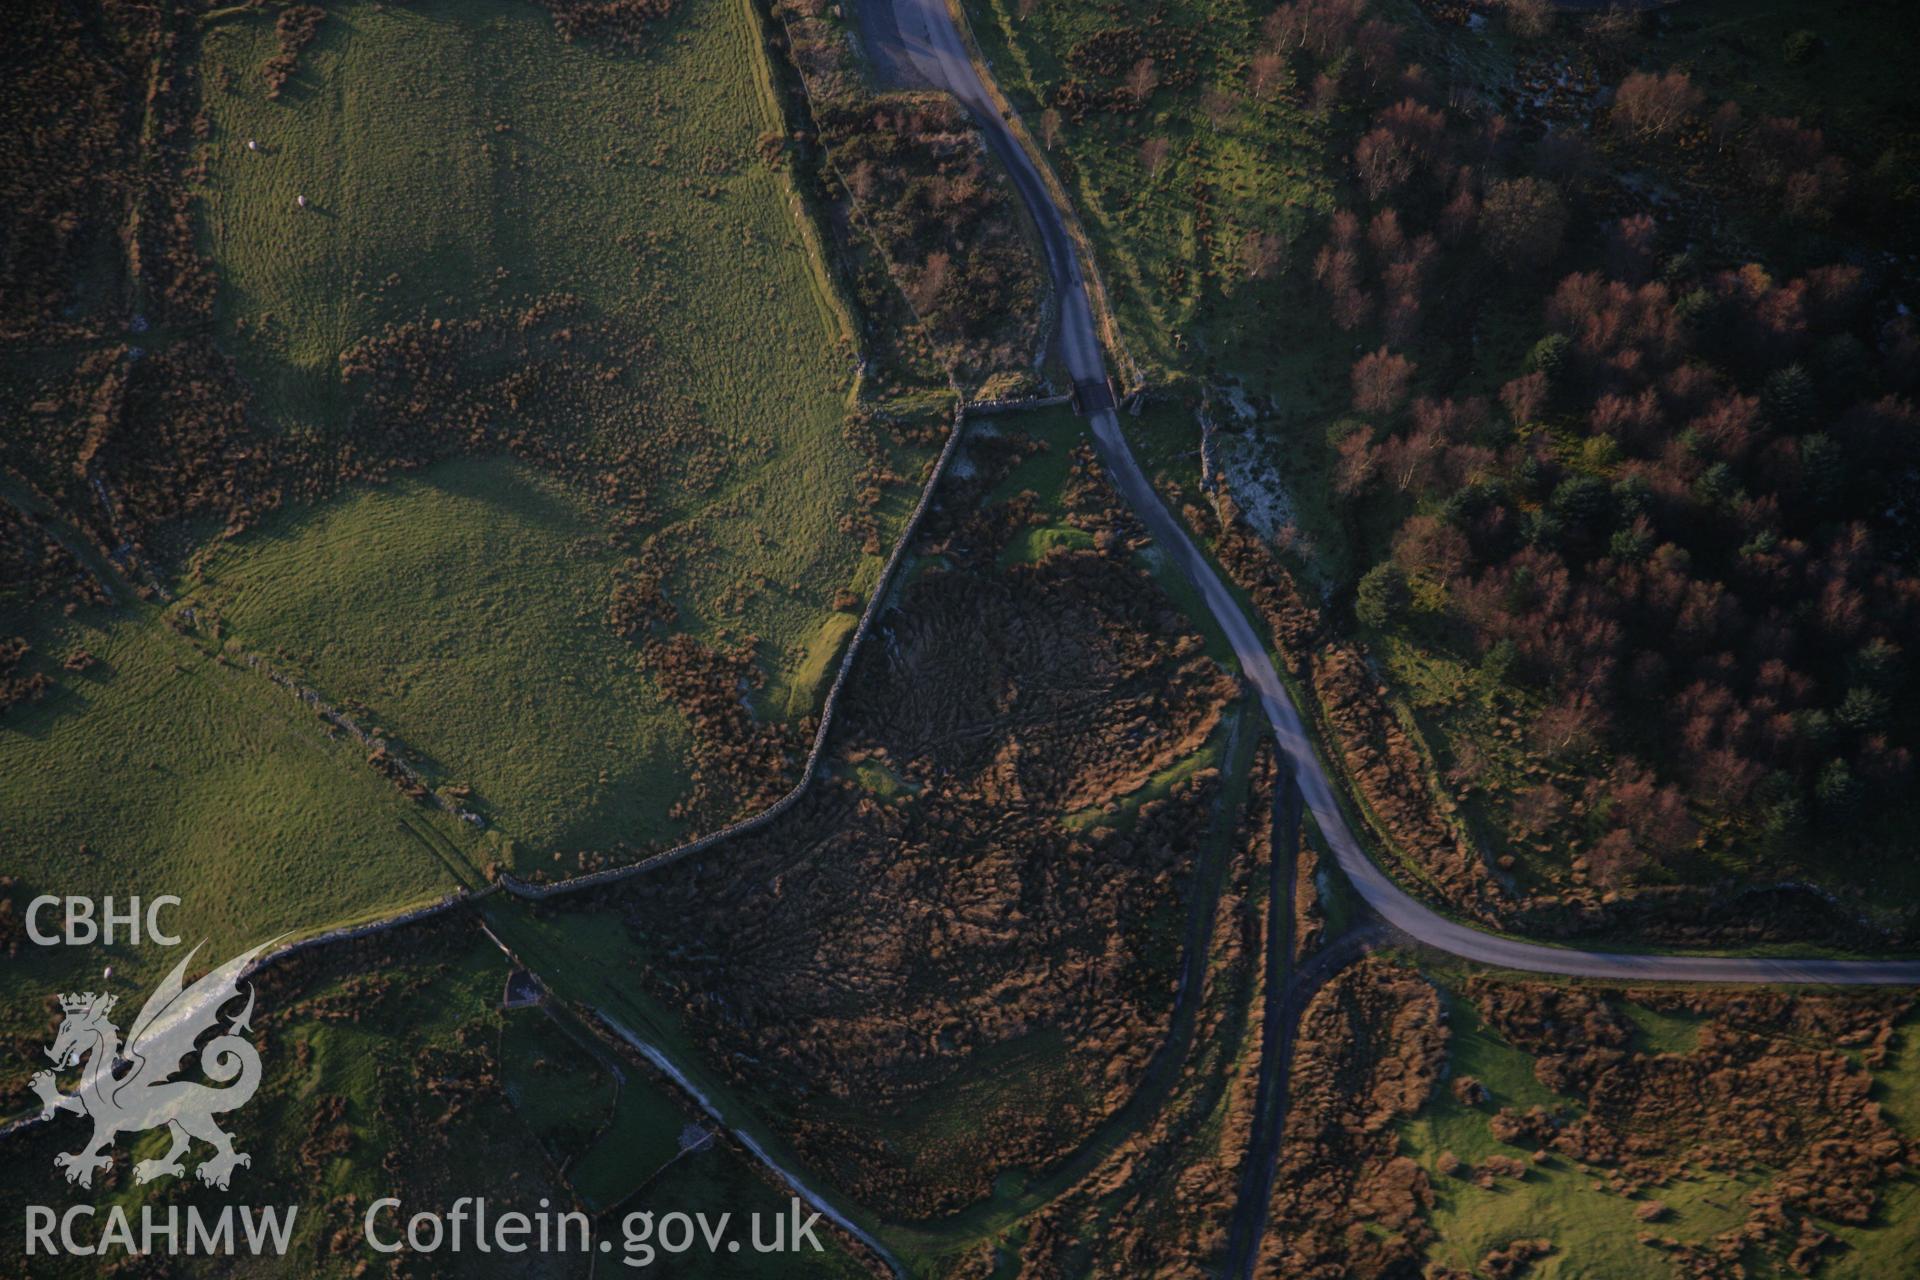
top-left (885, 0), bottom-right (1920, 987)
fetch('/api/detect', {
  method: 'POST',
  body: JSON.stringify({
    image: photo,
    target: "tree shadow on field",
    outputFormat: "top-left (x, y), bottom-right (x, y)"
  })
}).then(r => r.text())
top-left (429, 454), bottom-right (599, 540)
top-left (0, 679), bottom-right (94, 742)
top-left (0, 639), bottom-right (115, 742)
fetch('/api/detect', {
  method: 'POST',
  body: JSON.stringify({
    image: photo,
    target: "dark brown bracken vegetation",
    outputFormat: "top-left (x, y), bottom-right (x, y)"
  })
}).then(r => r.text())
top-left (770, 0), bottom-right (1045, 388)
top-left (15, 292), bottom-right (678, 588)
top-left (261, 4), bottom-right (324, 98)
top-left (0, 505), bottom-right (106, 612)
top-left (1257, 957), bottom-right (1448, 1277)
top-left (1459, 978), bottom-right (1916, 1278)
top-left (969, 746), bottom-right (1281, 1277)
top-left (0, 638), bottom-right (53, 718)
top-left (1181, 481), bottom-right (1510, 920)
top-left (1223, 962), bottom-right (1918, 1279)
top-left (640, 632), bottom-right (808, 829)
top-left (531, 0), bottom-right (677, 50)
top-left (1052, 22), bottom-right (1204, 122)
top-left (1, 0), bottom-right (262, 606)
top-left (0, 2), bottom-right (269, 701)
top-left (580, 432), bottom-right (1236, 1217)
top-left (0, 4), bottom-right (213, 344)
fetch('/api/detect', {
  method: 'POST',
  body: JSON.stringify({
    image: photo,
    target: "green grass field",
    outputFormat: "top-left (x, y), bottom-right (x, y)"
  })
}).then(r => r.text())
top-left (501, 1005), bottom-right (620, 1157)
top-left (198, 0), bottom-right (856, 431)
top-left (94, 0), bottom-right (941, 871)
top-left (189, 456), bottom-right (697, 864)
top-left (1401, 980), bottom-right (1920, 1278)
top-left (1397, 987), bottom-right (1744, 1278)
top-left (0, 592), bottom-right (469, 1037)
top-left (768, 609), bottom-right (862, 721)
top-left (177, 0), bottom-right (916, 866)
top-left (499, 1000), bottom-right (722, 1213)
top-left (4, 0), bottom-right (930, 1066)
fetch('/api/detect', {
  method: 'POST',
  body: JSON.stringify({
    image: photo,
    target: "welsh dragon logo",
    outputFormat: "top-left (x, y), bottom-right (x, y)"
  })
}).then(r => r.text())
top-left (32, 940), bottom-right (275, 1191)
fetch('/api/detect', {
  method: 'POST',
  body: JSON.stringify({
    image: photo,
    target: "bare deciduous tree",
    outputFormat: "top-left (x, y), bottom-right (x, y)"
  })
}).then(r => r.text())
top-left (1613, 70), bottom-right (1705, 141)
top-left (1355, 128), bottom-right (1412, 199)
top-left (1126, 57), bottom-right (1159, 108)
top-left (1240, 229), bottom-right (1286, 280)
top-left (1139, 135), bottom-right (1171, 178)
top-left (1250, 50), bottom-right (1286, 101)
top-left (1354, 18), bottom-right (1397, 87)
top-left (1352, 346), bottom-right (1416, 417)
